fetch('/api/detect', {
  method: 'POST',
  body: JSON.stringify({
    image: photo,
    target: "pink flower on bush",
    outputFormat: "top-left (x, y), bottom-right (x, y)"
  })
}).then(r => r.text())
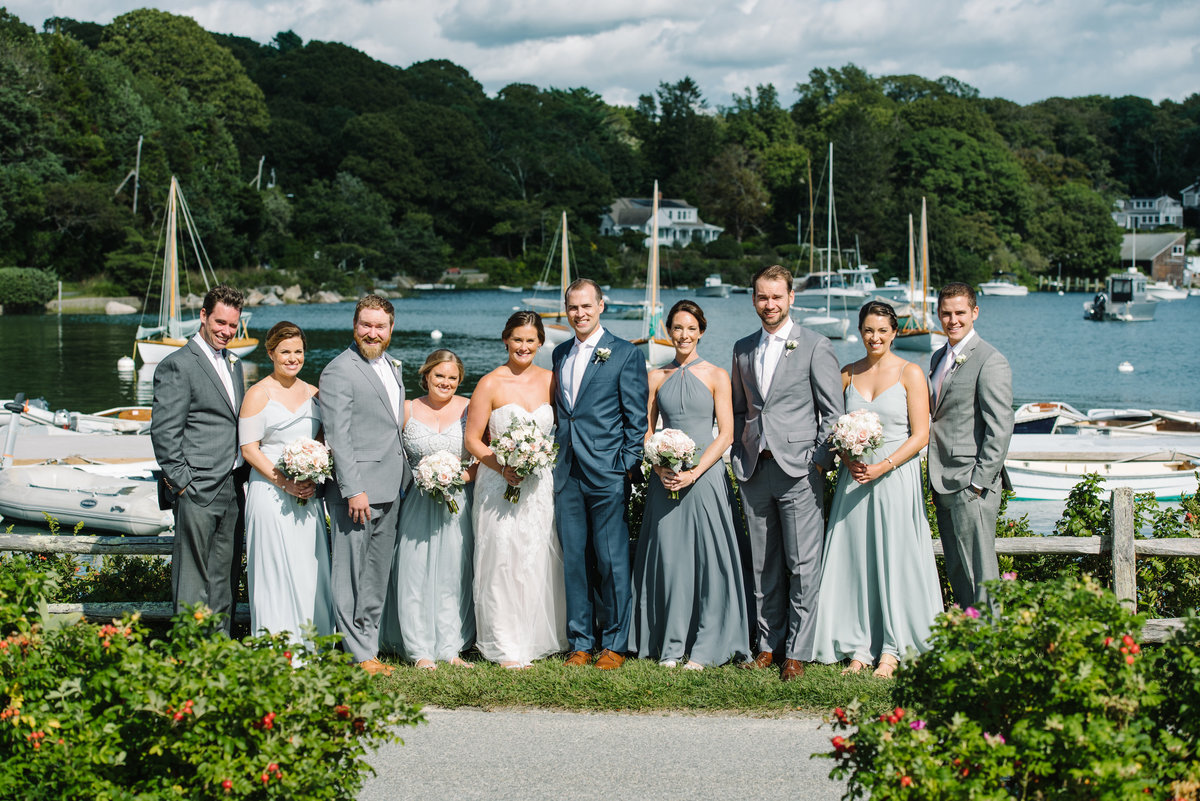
top-left (964, 606), bottom-right (981, 619)
top-left (909, 719), bottom-right (927, 730)
top-left (1002, 571), bottom-right (1017, 580)
top-left (984, 732), bottom-right (1006, 747)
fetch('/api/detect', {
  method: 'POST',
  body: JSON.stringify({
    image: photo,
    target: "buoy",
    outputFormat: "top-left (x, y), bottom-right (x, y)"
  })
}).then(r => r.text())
top-left (430, 330), bottom-right (443, 341)
top-left (1118, 361), bottom-right (1134, 373)
top-left (846, 334), bottom-right (858, 343)
top-left (117, 356), bottom-right (136, 372)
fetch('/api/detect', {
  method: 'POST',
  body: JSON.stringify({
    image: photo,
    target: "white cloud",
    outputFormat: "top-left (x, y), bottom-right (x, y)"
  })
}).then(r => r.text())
top-left (6, 0), bottom-right (1197, 106)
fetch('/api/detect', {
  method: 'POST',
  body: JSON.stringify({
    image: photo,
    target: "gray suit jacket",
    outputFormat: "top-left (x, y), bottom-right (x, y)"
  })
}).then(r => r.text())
top-left (319, 345), bottom-right (410, 505)
top-left (150, 338), bottom-right (245, 506)
top-left (927, 334), bottom-right (1014, 494)
top-left (730, 321), bottom-right (844, 483)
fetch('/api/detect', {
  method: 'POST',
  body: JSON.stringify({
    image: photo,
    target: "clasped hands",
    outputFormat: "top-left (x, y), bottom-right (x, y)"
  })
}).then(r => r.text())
top-left (281, 476), bottom-right (317, 500)
top-left (654, 464), bottom-right (697, 493)
top-left (841, 451), bottom-right (891, 485)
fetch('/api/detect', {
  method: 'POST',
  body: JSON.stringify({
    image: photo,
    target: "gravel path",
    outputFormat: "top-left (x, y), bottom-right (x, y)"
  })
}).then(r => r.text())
top-left (361, 707), bottom-right (847, 801)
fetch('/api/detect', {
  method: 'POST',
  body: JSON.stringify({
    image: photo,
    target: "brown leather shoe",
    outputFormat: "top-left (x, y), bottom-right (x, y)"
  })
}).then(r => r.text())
top-left (593, 649), bottom-right (626, 670)
top-left (741, 651), bottom-right (774, 670)
top-left (780, 658), bottom-right (806, 682)
top-left (563, 650), bottom-right (592, 667)
top-left (360, 658), bottom-right (395, 676)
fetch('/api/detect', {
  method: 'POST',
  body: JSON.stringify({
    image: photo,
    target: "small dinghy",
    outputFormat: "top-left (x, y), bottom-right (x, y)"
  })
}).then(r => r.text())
top-left (0, 461), bottom-right (172, 536)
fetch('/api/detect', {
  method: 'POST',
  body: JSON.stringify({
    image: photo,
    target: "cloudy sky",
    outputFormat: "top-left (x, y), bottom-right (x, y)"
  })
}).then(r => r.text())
top-left (9, 0), bottom-right (1199, 107)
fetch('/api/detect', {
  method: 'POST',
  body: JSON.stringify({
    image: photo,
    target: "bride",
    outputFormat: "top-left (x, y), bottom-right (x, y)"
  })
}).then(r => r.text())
top-left (464, 311), bottom-right (567, 668)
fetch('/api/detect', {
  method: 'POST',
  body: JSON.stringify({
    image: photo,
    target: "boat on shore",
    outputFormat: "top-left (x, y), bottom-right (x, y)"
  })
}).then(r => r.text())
top-left (1084, 269), bottom-right (1158, 322)
top-left (0, 461), bottom-right (172, 535)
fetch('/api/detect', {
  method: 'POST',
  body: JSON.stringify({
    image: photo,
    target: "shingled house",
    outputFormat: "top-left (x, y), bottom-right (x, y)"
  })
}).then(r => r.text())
top-left (600, 197), bottom-right (723, 248)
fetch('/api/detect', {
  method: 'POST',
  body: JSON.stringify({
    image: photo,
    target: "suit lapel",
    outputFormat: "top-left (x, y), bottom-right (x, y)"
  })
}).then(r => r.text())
top-left (760, 320), bottom-right (796, 406)
top-left (934, 336), bottom-right (981, 414)
top-left (573, 330), bottom-right (613, 403)
top-left (352, 347), bottom-right (395, 420)
top-left (555, 344), bottom-right (574, 413)
top-left (188, 339), bottom-right (236, 415)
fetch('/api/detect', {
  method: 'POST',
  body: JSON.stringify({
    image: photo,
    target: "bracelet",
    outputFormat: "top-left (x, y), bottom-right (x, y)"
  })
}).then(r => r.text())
top-left (884, 457), bottom-right (896, 469)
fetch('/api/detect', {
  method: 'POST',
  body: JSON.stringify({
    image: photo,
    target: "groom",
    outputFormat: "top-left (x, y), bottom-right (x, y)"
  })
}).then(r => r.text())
top-left (927, 282), bottom-right (1013, 611)
top-left (731, 265), bottom-right (843, 681)
top-left (320, 295), bottom-right (410, 675)
top-left (553, 278), bottom-right (648, 670)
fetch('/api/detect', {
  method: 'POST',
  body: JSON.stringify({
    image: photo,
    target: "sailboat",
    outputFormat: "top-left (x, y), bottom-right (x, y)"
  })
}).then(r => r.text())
top-left (523, 211), bottom-right (576, 355)
top-left (630, 182), bottom-right (676, 368)
top-left (800, 144), bottom-right (850, 340)
top-left (893, 199), bottom-right (946, 352)
top-left (134, 177), bottom-right (257, 365)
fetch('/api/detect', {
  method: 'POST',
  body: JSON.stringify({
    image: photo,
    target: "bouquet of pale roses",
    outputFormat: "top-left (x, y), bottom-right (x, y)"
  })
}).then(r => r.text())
top-left (490, 418), bottom-right (558, 503)
top-left (276, 437), bottom-right (333, 506)
top-left (414, 450), bottom-right (467, 514)
top-left (830, 409), bottom-right (884, 461)
top-left (644, 428), bottom-right (697, 499)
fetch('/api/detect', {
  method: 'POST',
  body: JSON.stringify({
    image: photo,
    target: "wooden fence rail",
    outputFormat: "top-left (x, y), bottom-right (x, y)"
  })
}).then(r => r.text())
top-left (1, 487), bottom-right (1194, 640)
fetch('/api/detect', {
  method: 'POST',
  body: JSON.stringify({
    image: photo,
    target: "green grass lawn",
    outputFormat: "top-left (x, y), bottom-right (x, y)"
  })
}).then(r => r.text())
top-left (377, 653), bottom-right (896, 717)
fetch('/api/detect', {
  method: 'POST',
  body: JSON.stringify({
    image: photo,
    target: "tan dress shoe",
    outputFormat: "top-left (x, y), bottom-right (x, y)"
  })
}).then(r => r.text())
top-left (359, 658), bottom-right (394, 676)
top-left (593, 649), bottom-right (626, 670)
top-left (741, 651), bottom-right (774, 670)
top-left (780, 658), bottom-right (806, 682)
top-left (563, 650), bottom-right (593, 667)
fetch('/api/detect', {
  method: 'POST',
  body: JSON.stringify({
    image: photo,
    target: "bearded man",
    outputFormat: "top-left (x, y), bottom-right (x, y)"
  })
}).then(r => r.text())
top-left (319, 295), bottom-right (411, 675)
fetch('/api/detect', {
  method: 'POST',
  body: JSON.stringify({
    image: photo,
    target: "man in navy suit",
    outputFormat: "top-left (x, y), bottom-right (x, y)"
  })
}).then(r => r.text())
top-left (552, 278), bottom-right (649, 669)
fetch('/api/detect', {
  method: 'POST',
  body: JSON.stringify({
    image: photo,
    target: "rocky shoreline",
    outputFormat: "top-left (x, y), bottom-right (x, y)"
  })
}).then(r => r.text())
top-left (43, 284), bottom-right (399, 315)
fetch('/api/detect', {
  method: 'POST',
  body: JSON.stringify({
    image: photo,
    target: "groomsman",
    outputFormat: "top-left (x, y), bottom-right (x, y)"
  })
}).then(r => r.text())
top-left (321, 295), bottom-right (410, 675)
top-left (151, 285), bottom-right (247, 634)
top-left (730, 265), bottom-right (843, 681)
top-left (552, 278), bottom-right (648, 670)
top-left (927, 282), bottom-right (1013, 610)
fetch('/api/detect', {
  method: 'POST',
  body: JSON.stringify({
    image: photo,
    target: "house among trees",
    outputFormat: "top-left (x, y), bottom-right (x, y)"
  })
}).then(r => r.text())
top-left (1111, 195), bottom-right (1184, 230)
top-left (1121, 232), bottom-right (1187, 285)
top-left (600, 197), bottom-right (724, 248)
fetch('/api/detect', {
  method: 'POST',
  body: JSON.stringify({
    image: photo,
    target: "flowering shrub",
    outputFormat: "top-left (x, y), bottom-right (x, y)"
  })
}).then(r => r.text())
top-left (0, 562), bottom-right (423, 799)
top-left (821, 574), bottom-right (1181, 799)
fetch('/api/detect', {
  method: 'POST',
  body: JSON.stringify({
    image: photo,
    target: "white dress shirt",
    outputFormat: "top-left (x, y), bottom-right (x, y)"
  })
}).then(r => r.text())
top-left (564, 326), bottom-right (605, 405)
top-left (192, 333), bottom-right (242, 469)
top-left (755, 319), bottom-right (795, 398)
top-left (370, 356), bottom-right (402, 422)
top-left (934, 328), bottom-right (976, 404)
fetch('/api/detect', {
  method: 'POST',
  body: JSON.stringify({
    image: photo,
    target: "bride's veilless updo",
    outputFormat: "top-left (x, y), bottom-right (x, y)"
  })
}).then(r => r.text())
top-left (501, 310), bottom-right (546, 344)
top-left (858, 300), bottom-right (898, 331)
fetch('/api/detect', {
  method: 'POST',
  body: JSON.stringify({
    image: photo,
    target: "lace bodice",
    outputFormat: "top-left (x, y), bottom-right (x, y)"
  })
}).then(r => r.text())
top-left (404, 416), bottom-right (468, 470)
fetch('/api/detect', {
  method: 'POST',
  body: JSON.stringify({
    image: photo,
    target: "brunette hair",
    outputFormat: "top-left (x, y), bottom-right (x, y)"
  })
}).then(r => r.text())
top-left (937, 282), bottom-right (977, 311)
top-left (202, 284), bottom-right (244, 315)
top-left (418, 349), bottom-right (465, 391)
top-left (858, 301), bottom-right (898, 331)
top-left (564, 277), bottom-right (604, 305)
top-left (501, 310), bottom-right (545, 344)
top-left (751, 264), bottom-right (793, 294)
top-left (265, 321), bottom-right (306, 353)
top-left (666, 299), bottom-right (707, 332)
top-left (354, 294), bottom-right (395, 326)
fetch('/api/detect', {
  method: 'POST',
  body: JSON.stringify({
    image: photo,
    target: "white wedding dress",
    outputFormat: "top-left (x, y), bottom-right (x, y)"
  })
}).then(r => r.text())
top-left (471, 403), bottom-right (567, 665)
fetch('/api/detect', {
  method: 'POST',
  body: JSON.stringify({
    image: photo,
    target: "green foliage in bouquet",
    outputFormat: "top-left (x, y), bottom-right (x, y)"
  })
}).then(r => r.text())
top-left (0, 559), bottom-right (423, 799)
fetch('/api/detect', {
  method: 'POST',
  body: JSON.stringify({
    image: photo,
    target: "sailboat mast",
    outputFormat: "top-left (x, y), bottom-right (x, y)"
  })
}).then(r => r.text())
top-left (807, 158), bottom-right (815, 274)
top-left (907, 213), bottom-right (916, 303)
top-left (825, 143), bottom-right (834, 312)
top-left (645, 182), bottom-right (661, 340)
top-left (919, 197), bottom-right (930, 329)
top-left (164, 177), bottom-right (180, 332)
top-left (560, 211), bottom-right (570, 313)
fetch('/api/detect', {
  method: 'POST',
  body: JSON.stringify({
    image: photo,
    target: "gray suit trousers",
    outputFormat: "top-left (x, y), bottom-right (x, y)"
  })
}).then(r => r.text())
top-left (934, 487), bottom-right (1001, 611)
top-left (738, 459), bottom-right (826, 661)
top-left (328, 498), bottom-right (401, 662)
top-left (172, 473), bottom-right (242, 634)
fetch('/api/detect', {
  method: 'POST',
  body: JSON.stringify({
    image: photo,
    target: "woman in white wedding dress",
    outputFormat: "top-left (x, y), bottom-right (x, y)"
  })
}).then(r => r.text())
top-left (464, 311), bottom-right (567, 668)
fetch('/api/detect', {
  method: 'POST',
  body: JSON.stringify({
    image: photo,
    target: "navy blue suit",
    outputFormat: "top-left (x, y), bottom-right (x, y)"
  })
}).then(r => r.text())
top-left (552, 329), bottom-right (648, 653)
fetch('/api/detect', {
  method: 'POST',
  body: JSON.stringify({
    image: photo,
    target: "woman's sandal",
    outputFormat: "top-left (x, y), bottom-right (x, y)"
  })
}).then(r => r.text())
top-left (449, 656), bottom-right (474, 668)
top-left (683, 661), bottom-right (703, 671)
top-left (873, 654), bottom-right (899, 679)
top-left (415, 658), bottom-right (437, 671)
top-left (841, 659), bottom-right (867, 675)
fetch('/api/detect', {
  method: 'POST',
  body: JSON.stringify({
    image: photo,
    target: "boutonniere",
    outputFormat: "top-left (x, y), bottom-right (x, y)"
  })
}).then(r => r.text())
top-left (954, 354), bottom-right (967, 367)
top-left (390, 358), bottom-right (402, 371)
top-left (227, 353), bottom-right (238, 365)
top-left (593, 347), bottom-right (611, 364)
top-left (784, 340), bottom-right (798, 356)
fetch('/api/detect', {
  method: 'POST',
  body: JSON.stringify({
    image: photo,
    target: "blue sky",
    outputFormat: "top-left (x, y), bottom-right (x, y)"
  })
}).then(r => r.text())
top-left (10, 0), bottom-right (1199, 107)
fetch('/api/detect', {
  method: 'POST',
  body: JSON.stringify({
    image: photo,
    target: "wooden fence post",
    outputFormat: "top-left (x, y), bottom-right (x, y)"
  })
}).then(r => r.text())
top-left (1110, 487), bottom-right (1137, 610)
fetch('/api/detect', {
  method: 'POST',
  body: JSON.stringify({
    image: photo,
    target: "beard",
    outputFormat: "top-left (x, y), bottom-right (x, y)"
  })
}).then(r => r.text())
top-left (356, 333), bottom-right (390, 360)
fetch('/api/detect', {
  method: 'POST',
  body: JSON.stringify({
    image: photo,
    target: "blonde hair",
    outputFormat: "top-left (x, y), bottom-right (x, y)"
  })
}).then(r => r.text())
top-left (265, 321), bottom-right (306, 353)
top-left (418, 349), bottom-right (465, 391)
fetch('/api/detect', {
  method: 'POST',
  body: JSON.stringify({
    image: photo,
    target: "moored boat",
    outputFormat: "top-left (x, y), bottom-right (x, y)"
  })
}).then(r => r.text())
top-left (0, 461), bottom-right (172, 535)
top-left (978, 272), bottom-right (1029, 296)
top-left (1145, 281), bottom-right (1188, 301)
top-left (696, 274), bottom-right (731, 298)
top-left (1083, 269), bottom-right (1158, 322)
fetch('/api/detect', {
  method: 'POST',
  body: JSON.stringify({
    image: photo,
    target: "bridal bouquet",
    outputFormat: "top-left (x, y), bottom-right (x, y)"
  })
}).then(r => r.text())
top-left (415, 450), bottom-right (467, 514)
top-left (830, 409), bottom-right (885, 461)
top-left (276, 437), bottom-right (334, 506)
top-left (644, 428), bottom-right (697, 499)
top-left (490, 419), bottom-right (558, 503)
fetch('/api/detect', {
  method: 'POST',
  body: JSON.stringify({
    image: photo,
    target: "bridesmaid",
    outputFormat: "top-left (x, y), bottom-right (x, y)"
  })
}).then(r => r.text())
top-left (239, 321), bottom-right (335, 646)
top-left (631, 300), bottom-right (750, 670)
top-left (379, 349), bottom-right (477, 669)
top-left (811, 301), bottom-right (943, 677)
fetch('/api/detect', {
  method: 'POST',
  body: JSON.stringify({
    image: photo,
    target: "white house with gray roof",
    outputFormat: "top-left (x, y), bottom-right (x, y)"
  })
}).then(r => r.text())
top-left (1111, 195), bottom-right (1183, 229)
top-left (600, 197), bottom-right (724, 247)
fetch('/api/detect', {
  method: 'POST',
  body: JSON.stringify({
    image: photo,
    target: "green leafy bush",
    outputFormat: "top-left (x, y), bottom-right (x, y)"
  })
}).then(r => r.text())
top-left (0, 560), bottom-right (423, 799)
top-left (0, 267), bottom-right (57, 311)
top-left (821, 575), bottom-right (1181, 799)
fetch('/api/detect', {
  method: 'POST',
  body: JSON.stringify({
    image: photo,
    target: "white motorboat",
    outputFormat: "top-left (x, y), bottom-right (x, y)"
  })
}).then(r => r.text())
top-left (696, 274), bottom-right (731, 298)
top-left (497, 285), bottom-right (524, 293)
top-left (1084, 269), bottom-right (1158, 322)
top-left (1005, 432), bottom-right (1200, 501)
top-left (978, 273), bottom-right (1029, 296)
top-left (1145, 281), bottom-right (1188, 301)
top-left (0, 461), bottom-right (172, 536)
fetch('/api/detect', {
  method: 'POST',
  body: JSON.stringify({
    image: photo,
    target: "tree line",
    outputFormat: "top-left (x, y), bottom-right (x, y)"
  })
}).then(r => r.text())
top-left (1, 7), bottom-right (1197, 298)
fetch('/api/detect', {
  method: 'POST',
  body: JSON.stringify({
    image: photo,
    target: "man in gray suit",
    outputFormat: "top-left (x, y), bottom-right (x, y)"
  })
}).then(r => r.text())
top-left (320, 295), bottom-right (410, 676)
top-left (151, 285), bottom-right (247, 634)
top-left (731, 265), bottom-right (844, 681)
top-left (928, 282), bottom-right (1013, 610)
